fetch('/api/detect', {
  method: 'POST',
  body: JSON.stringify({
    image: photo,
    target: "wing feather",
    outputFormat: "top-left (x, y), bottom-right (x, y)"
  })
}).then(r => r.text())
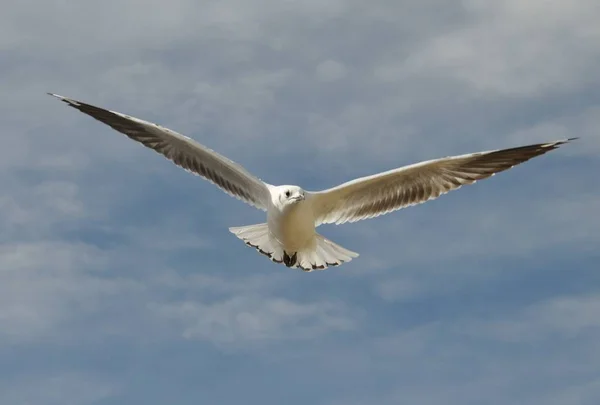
top-left (309, 139), bottom-right (575, 225)
top-left (49, 93), bottom-right (271, 211)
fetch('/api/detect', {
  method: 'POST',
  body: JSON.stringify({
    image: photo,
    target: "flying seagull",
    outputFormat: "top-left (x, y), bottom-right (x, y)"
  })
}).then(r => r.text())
top-left (49, 93), bottom-right (575, 271)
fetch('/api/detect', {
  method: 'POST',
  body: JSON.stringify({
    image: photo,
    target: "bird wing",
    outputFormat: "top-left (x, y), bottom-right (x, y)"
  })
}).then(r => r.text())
top-left (309, 139), bottom-right (575, 225)
top-left (49, 93), bottom-right (272, 211)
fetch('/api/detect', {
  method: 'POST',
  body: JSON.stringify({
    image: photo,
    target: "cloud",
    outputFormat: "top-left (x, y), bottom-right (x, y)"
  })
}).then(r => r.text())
top-left (0, 240), bottom-right (139, 342)
top-left (464, 294), bottom-right (600, 342)
top-left (313, 293), bottom-right (600, 405)
top-left (1, 0), bottom-right (599, 404)
top-left (377, 0), bottom-right (600, 96)
top-left (506, 105), bottom-right (600, 153)
top-left (369, 193), bottom-right (600, 303)
top-left (151, 296), bottom-right (356, 347)
top-left (0, 235), bottom-right (358, 347)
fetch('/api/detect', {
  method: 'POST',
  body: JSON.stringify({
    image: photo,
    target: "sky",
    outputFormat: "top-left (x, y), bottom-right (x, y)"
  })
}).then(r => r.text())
top-left (1, 0), bottom-right (600, 404)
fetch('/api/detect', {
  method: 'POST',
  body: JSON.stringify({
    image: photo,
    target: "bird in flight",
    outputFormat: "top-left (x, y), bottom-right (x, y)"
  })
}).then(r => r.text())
top-left (49, 93), bottom-right (575, 271)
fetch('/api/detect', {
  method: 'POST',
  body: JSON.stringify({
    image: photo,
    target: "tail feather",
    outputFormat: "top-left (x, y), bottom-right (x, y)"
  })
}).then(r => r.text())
top-left (229, 223), bottom-right (359, 271)
top-left (229, 223), bottom-right (284, 263)
top-left (301, 234), bottom-right (359, 270)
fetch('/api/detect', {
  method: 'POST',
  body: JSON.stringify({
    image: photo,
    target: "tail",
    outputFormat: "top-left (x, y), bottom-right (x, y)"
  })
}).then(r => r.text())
top-left (229, 223), bottom-right (286, 264)
top-left (229, 223), bottom-right (359, 272)
top-left (297, 233), bottom-right (359, 271)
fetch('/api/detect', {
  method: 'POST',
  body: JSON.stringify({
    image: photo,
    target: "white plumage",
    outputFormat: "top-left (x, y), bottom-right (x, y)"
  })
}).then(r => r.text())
top-left (49, 93), bottom-right (575, 271)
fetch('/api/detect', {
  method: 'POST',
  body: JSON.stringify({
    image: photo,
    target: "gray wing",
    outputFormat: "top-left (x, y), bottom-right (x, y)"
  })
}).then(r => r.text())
top-left (309, 139), bottom-right (575, 225)
top-left (49, 93), bottom-right (272, 211)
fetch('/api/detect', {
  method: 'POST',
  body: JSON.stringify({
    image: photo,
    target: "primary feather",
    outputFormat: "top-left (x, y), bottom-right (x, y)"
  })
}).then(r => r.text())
top-left (309, 140), bottom-right (576, 225)
top-left (48, 93), bottom-right (272, 211)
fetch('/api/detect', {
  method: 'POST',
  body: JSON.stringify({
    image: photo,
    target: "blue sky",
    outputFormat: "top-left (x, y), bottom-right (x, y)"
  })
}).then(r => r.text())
top-left (2, 0), bottom-right (600, 404)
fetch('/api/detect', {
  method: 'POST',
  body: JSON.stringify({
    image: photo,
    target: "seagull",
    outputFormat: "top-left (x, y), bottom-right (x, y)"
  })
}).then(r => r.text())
top-left (49, 93), bottom-right (575, 271)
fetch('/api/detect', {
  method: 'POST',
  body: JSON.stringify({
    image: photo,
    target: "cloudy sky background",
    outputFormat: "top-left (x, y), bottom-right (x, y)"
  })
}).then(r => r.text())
top-left (2, 0), bottom-right (600, 404)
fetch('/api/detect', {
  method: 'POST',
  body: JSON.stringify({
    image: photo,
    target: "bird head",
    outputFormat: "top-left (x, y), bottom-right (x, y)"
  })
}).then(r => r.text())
top-left (275, 185), bottom-right (305, 208)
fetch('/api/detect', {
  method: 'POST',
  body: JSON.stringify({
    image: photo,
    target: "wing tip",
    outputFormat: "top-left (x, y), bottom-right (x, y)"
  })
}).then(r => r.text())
top-left (47, 92), bottom-right (81, 107)
top-left (544, 137), bottom-right (578, 147)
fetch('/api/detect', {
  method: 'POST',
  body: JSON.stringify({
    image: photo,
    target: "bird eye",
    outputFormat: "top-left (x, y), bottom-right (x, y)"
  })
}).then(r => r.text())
top-left (285, 190), bottom-right (291, 198)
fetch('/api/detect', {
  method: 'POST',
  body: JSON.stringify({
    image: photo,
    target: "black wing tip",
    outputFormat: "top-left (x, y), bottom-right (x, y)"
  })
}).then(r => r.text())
top-left (538, 137), bottom-right (578, 152)
top-left (47, 92), bottom-right (81, 107)
top-left (548, 137), bottom-right (578, 146)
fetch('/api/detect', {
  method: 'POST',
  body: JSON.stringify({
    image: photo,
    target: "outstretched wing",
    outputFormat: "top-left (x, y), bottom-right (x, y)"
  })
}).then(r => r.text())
top-left (49, 93), bottom-right (272, 211)
top-left (309, 139), bottom-right (575, 225)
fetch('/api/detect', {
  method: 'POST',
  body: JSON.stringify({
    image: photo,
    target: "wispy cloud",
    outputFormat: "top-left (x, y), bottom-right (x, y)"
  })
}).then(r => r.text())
top-left (1, 0), bottom-right (599, 404)
top-left (313, 293), bottom-right (600, 405)
top-left (377, 0), bottom-right (600, 96)
top-left (152, 296), bottom-right (356, 347)
top-left (463, 294), bottom-right (600, 342)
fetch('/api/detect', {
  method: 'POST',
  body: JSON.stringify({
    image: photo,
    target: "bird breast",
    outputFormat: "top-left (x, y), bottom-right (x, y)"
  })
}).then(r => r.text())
top-left (268, 202), bottom-right (316, 251)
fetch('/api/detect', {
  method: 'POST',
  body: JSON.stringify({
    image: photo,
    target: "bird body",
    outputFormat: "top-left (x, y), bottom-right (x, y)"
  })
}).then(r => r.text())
top-left (268, 188), bottom-right (314, 252)
top-left (231, 185), bottom-right (358, 270)
top-left (49, 93), bottom-right (575, 271)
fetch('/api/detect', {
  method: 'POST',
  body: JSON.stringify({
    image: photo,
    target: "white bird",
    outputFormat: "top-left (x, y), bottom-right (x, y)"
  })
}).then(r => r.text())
top-left (49, 93), bottom-right (575, 271)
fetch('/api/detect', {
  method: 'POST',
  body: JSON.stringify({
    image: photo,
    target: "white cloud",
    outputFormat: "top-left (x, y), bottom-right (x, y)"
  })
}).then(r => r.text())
top-left (362, 185), bottom-right (599, 302)
top-left (378, 0), bottom-right (600, 96)
top-left (151, 295), bottom-right (356, 347)
top-left (0, 235), bottom-right (357, 348)
top-left (464, 294), bottom-right (600, 342)
top-left (1, 1), bottom-right (599, 403)
top-left (0, 241), bottom-right (134, 342)
top-left (506, 106), bottom-right (600, 153)
top-left (316, 292), bottom-right (600, 405)
top-left (0, 181), bottom-right (84, 235)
